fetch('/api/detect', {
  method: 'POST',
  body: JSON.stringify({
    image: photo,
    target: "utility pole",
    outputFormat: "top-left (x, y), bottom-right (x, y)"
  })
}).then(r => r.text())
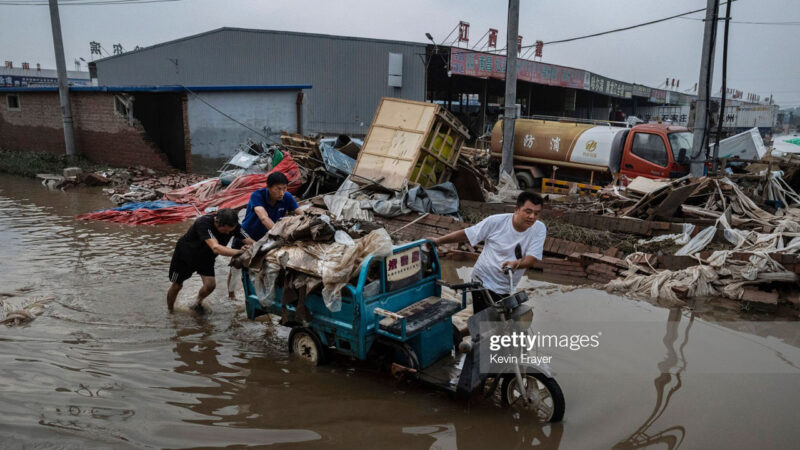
top-left (500, 0), bottom-right (520, 177)
top-left (48, 0), bottom-right (77, 157)
top-left (711, 0), bottom-right (732, 175)
top-left (689, 0), bottom-right (720, 177)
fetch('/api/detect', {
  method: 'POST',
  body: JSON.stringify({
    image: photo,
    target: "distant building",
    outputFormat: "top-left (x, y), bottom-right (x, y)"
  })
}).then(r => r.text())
top-left (0, 65), bottom-right (90, 87)
top-left (91, 27), bottom-right (426, 142)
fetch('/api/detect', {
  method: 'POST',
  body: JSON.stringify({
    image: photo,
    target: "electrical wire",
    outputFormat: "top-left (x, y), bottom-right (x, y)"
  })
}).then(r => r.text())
top-left (520, 1), bottom-right (736, 49)
top-left (679, 17), bottom-right (800, 25)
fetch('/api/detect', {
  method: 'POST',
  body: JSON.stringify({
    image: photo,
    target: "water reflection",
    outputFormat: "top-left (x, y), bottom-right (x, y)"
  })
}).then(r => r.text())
top-left (169, 317), bottom-right (322, 446)
top-left (614, 309), bottom-right (692, 449)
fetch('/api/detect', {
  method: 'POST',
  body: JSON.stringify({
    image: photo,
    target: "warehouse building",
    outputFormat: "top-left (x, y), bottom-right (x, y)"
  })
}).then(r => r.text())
top-left (6, 27), bottom-right (774, 172)
top-left (91, 28), bottom-right (426, 145)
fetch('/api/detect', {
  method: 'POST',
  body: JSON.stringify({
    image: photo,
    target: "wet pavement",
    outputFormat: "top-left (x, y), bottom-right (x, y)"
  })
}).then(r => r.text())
top-left (1, 174), bottom-right (800, 449)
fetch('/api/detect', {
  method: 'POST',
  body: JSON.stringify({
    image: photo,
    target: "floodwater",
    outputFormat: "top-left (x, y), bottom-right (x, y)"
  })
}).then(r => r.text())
top-left (1, 174), bottom-right (800, 449)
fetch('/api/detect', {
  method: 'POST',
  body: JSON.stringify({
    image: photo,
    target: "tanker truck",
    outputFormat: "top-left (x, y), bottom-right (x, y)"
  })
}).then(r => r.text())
top-left (490, 118), bottom-right (693, 192)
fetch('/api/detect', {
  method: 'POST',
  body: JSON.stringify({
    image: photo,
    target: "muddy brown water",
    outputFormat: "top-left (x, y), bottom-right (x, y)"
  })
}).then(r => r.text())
top-left (1, 174), bottom-right (800, 449)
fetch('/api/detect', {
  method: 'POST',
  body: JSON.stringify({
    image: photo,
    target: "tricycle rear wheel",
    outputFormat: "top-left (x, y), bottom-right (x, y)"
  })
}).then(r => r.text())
top-left (501, 372), bottom-right (565, 423)
top-left (288, 327), bottom-right (328, 366)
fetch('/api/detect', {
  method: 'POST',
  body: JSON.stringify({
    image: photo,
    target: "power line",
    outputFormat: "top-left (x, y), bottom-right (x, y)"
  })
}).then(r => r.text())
top-left (522, 1), bottom-right (735, 49)
top-left (679, 17), bottom-right (800, 25)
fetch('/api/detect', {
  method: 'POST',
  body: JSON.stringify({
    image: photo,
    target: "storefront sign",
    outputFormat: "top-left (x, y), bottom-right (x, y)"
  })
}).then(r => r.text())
top-left (649, 89), bottom-right (667, 104)
top-left (632, 84), bottom-right (651, 98)
top-left (585, 73), bottom-right (632, 99)
top-left (449, 49), bottom-right (585, 89)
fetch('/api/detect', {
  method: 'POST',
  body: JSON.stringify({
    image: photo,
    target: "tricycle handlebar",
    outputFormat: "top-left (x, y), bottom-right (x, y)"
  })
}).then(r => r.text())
top-left (436, 280), bottom-right (483, 291)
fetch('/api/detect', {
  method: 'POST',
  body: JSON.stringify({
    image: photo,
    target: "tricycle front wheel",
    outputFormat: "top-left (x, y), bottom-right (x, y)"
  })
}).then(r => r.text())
top-left (288, 327), bottom-right (328, 366)
top-left (501, 372), bottom-right (565, 422)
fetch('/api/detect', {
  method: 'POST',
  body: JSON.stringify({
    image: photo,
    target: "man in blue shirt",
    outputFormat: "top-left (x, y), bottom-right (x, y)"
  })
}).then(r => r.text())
top-left (228, 171), bottom-right (299, 298)
top-left (240, 171), bottom-right (299, 241)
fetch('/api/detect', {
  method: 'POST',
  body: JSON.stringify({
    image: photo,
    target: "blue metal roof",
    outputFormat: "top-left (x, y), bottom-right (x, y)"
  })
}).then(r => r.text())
top-left (0, 84), bottom-right (312, 93)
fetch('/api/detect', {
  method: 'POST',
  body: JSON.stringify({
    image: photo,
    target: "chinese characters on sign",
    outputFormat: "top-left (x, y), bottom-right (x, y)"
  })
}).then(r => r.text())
top-left (523, 134), bottom-right (535, 148)
top-left (386, 248), bottom-right (422, 282)
top-left (534, 40), bottom-right (543, 58)
top-left (585, 73), bottom-right (632, 99)
top-left (449, 49), bottom-right (585, 89)
top-left (549, 137), bottom-right (561, 153)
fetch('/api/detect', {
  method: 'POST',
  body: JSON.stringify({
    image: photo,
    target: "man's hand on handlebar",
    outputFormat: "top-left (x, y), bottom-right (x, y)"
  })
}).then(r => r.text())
top-left (501, 260), bottom-right (521, 271)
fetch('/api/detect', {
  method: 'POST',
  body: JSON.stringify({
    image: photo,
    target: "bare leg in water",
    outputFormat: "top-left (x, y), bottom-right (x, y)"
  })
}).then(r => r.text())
top-left (194, 275), bottom-right (217, 313)
top-left (167, 282), bottom-right (182, 312)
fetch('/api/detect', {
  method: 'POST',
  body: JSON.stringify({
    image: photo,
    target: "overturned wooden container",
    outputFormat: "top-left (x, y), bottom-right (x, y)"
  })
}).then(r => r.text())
top-left (353, 98), bottom-right (470, 191)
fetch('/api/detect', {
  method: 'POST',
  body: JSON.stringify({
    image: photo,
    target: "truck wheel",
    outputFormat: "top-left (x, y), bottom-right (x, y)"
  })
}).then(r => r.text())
top-left (288, 327), bottom-right (328, 366)
top-left (516, 172), bottom-right (536, 190)
top-left (501, 372), bottom-right (565, 422)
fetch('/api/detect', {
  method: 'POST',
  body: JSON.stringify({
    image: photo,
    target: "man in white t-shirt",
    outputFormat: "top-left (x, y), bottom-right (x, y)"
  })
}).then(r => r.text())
top-left (430, 191), bottom-right (545, 313)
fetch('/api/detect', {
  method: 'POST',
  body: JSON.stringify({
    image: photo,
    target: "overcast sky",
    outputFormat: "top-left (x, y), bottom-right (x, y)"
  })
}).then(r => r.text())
top-left (1, 0), bottom-right (798, 107)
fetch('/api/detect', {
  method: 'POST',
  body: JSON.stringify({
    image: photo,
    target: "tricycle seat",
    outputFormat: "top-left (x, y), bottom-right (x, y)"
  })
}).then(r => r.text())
top-left (378, 297), bottom-right (460, 337)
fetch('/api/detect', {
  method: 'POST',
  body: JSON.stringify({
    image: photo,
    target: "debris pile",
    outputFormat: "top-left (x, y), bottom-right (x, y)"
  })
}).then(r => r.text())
top-left (451, 146), bottom-right (496, 201)
top-left (77, 154), bottom-right (302, 225)
top-left (232, 211), bottom-right (393, 315)
top-left (104, 171), bottom-right (208, 205)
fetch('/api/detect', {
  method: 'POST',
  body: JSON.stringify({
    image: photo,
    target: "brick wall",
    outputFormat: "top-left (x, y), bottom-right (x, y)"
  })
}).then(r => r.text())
top-left (0, 91), bottom-right (174, 171)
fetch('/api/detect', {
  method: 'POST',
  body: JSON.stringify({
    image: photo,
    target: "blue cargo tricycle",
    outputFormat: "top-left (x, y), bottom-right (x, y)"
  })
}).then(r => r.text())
top-left (242, 239), bottom-right (565, 422)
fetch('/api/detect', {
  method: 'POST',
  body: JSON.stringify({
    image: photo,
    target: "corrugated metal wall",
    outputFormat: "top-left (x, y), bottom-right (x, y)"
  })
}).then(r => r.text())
top-left (94, 28), bottom-right (426, 136)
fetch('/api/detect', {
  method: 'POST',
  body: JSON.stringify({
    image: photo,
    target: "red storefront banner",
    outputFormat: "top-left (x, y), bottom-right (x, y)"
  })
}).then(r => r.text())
top-left (449, 48), bottom-right (585, 89)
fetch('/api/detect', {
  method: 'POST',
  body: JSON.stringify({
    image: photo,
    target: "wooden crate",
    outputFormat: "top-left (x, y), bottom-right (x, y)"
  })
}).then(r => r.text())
top-left (353, 98), bottom-right (470, 190)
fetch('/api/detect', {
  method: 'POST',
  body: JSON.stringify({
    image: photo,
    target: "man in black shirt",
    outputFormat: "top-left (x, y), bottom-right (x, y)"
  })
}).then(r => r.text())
top-left (167, 208), bottom-right (254, 312)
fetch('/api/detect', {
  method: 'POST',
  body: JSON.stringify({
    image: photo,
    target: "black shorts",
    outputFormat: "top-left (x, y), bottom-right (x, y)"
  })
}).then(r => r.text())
top-left (471, 289), bottom-right (504, 314)
top-left (231, 236), bottom-right (246, 250)
top-left (168, 247), bottom-right (215, 284)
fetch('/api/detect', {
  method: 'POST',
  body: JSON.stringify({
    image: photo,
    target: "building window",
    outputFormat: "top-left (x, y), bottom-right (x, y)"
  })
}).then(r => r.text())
top-left (6, 94), bottom-right (20, 111)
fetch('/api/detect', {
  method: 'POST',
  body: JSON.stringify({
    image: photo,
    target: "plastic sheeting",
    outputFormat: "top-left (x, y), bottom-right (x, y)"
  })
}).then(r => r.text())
top-left (319, 138), bottom-right (359, 175)
top-left (608, 250), bottom-right (797, 305)
top-left (675, 224), bottom-right (717, 256)
top-left (324, 194), bottom-right (374, 221)
top-left (366, 182), bottom-right (460, 218)
top-left (77, 153), bottom-right (302, 225)
top-left (406, 182), bottom-right (459, 215)
top-left (485, 171), bottom-right (521, 204)
top-left (637, 223), bottom-right (695, 246)
top-left (111, 201), bottom-right (182, 211)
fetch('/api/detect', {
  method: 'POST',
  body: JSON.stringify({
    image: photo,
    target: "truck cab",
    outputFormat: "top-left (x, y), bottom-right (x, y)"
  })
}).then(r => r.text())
top-left (619, 124), bottom-right (692, 180)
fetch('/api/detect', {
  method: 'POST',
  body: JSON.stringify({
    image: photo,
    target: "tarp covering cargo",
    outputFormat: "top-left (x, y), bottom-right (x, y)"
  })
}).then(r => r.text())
top-left (233, 213), bottom-right (393, 312)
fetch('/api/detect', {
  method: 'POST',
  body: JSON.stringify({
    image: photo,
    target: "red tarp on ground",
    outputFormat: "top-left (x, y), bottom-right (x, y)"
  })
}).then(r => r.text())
top-left (77, 153), bottom-right (303, 225)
